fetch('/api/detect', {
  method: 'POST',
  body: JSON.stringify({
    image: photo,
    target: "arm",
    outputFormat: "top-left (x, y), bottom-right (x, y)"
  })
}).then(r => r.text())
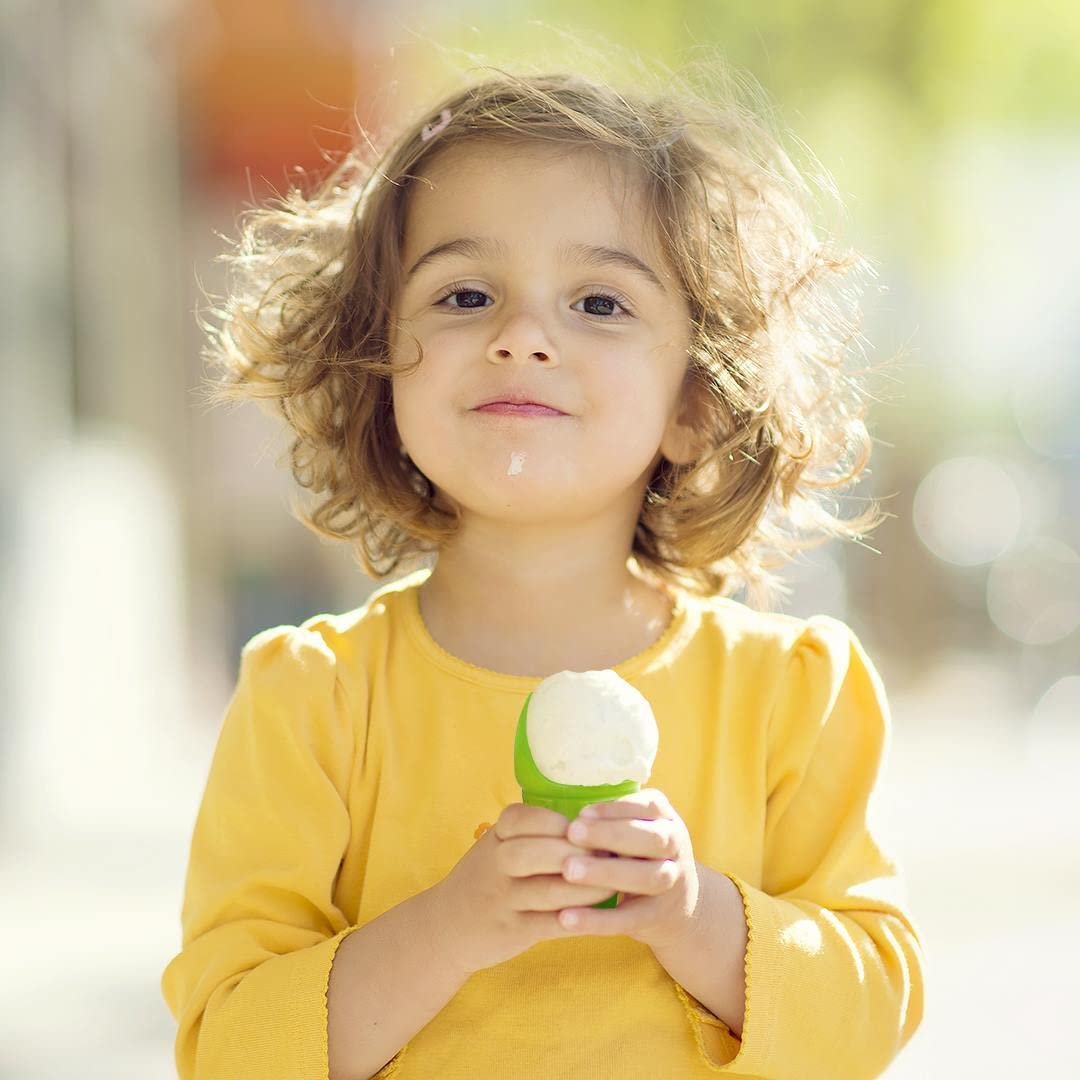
top-left (163, 622), bottom-right (453, 1080)
top-left (650, 862), bottom-right (748, 1038)
top-left (655, 617), bottom-right (926, 1079)
top-left (327, 884), bottom-right (468, 1080)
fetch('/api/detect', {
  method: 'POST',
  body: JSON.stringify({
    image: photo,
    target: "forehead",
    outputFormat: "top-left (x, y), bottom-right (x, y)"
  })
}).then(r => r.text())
top-left (403, 141), bottom-right (662, 261)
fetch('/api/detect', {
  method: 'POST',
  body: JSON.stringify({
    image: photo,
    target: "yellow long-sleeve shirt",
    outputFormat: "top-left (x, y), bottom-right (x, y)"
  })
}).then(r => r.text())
top-left (161, 567), bottom-right (925, 1079)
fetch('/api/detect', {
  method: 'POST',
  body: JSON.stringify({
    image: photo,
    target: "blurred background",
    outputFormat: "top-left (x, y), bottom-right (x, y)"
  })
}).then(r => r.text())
top-left (2, 1), bottom-right (1078, 1076)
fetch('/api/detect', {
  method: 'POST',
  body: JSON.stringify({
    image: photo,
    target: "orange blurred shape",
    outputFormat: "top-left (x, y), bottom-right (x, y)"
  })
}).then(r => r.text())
top-left (173, 0), bottom-right (376, 197)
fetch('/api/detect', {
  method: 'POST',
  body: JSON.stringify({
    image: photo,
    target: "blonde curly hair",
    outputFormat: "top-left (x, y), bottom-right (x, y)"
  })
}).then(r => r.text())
top-left (197, 53), bottom-right (892, 610)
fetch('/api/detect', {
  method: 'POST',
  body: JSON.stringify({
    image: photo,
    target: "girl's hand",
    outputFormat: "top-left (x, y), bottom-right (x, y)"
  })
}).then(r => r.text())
top-left (556, 788), bottom-right (702, 952)
top-left (429, 802), bottom-right (622, 977)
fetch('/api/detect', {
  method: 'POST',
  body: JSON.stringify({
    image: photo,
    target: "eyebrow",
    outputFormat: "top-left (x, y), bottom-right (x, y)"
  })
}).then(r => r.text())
top-left (404, 236), bottom-right (667, 292)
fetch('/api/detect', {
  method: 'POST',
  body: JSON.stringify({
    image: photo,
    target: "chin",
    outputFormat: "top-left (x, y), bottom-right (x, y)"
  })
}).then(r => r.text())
top-left (441, 481), bottom-right (598, 524)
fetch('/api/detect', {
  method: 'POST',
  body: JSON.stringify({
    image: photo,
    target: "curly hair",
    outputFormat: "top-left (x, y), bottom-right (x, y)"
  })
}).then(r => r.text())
top-left (196, 49), bottom-right (893, 610)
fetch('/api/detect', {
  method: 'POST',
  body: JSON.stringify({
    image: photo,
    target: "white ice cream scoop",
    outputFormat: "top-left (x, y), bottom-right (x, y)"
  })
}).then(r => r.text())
top-left (525, 669), bottom-right (659, 786)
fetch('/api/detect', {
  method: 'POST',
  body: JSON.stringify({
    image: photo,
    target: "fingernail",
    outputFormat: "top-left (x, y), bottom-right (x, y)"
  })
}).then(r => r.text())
top-left (568, 821), bottom-right (588, 842)
top-left (579, 806), bottom-right (597, 817)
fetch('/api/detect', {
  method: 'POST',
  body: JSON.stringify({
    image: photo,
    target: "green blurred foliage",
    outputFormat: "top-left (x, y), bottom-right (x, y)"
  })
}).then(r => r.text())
top-left (528, 0), bottom-right (1080, 128)
top-left (418, 0), bottom-right (1078, 266)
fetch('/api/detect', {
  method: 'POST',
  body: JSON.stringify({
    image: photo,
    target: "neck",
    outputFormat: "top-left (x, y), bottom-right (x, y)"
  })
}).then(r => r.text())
top-left (416, 530), bottom-right (674, 678)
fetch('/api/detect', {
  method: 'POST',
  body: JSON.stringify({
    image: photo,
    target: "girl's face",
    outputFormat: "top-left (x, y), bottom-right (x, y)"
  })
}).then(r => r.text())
top-left (389, 142), bottom-right (700, 526)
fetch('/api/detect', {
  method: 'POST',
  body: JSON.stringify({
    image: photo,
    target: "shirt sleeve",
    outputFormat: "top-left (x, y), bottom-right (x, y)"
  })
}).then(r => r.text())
top-left (160, 622), bottom-right (362, 1080)
top-left (710, 615), bottom-right (926, 1079)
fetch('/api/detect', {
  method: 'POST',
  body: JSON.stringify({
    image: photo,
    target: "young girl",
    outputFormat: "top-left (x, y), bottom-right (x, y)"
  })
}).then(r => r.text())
top-left (162, 60), bottom-right (925, 1080)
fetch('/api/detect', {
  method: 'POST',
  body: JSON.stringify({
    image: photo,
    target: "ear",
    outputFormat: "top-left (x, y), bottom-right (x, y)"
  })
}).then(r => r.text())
top-left (658, 368), bottom-right (709, 466)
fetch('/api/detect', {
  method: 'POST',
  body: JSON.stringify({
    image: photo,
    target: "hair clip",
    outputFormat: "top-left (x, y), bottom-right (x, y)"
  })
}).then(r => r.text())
top-left (420, 108), bottom-right (452, 143)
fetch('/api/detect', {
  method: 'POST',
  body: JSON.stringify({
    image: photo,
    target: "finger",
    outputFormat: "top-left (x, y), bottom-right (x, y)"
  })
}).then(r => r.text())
top-left (496, 802), bottom-right (572, 840)
top-left (511, 873), bottom-right (618, 912)
top-left (498, 835), bottom-right (601, 878)
top-left (578, 789), bottom-right (672, 820)
top-left (518, 909), bottom-right (583, 942)
top-left (567, 815), bottom-right (680, 860)
top-left (559, 891), bottom-right (657, 934)
top-left (562, 852), bottom-right (679, 897)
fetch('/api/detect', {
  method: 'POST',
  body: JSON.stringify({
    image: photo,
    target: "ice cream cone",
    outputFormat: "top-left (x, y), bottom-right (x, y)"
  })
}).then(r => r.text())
top-left (515, 692), bottom-right (640, 909)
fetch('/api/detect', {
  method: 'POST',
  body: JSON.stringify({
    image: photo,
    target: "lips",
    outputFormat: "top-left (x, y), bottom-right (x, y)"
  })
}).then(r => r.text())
top-left (473, 392), bottom-right (568, 415)
top-left (476, 402), bottom-right (566, 417)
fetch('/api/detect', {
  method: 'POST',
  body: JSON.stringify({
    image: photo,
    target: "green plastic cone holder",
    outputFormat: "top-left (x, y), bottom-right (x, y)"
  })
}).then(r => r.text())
top-left (514, 691), bottom-right (641, 910)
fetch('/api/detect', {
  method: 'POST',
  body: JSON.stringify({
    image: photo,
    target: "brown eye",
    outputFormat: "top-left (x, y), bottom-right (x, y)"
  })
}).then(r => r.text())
top-left (582, 294), bottom-right (617, 316)
top-left (436, 287), bottom-right (489, 310)
top-left (574, 291), bottom-right (632, 319)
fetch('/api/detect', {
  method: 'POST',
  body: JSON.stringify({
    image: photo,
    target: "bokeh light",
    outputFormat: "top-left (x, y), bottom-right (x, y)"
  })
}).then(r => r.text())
top-left (1023, 674), bottom-right (1080, 774)
top-left (912, 456), bottom-right (1024, 566)
top-left (985, 536), bottom-right (1080, 644)
top-left (1030, 674), bottom-right (1080, 732)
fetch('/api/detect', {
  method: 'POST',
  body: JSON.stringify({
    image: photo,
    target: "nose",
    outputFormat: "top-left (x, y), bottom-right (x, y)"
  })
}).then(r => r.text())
top-left (485, 309), bottom-right (558, 365)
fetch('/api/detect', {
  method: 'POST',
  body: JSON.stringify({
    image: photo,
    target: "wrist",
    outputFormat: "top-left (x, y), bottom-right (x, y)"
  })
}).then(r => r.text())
top-left (419, 880), bottom-right (474, 982)
top-left (649, 865), bottom-right (748, 1039)
top-left (647, 859), bottom-right (712, 959)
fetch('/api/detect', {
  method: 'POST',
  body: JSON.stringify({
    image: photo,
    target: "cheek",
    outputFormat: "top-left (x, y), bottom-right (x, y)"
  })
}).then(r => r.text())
top-left (390, 345), bottom-right (459, 449)
top-left (587, 371), bottom-right (669, 453)
top-left (393, 383), bottom-right (452, 463)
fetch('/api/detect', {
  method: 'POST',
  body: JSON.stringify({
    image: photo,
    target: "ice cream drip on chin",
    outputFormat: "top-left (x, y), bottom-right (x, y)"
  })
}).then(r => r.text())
top-left (507, 450), bottom-right (526, 476)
